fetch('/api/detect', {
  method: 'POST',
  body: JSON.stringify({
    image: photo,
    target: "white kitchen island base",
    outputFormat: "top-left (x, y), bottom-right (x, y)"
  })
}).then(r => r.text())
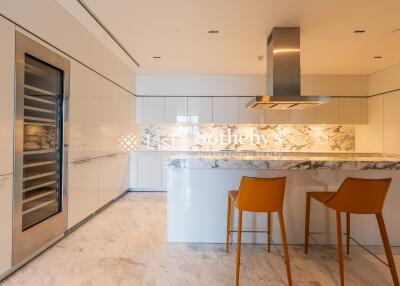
top-left (167, 158), bottom-right (400, 245)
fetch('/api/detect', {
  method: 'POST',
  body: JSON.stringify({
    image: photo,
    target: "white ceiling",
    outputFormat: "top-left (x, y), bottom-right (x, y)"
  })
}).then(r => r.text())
top-left (58, 0), bottom-right (400, 75)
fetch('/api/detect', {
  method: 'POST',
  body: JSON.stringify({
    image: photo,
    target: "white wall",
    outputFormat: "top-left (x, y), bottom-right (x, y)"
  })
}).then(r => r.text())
top-left (0, 0), bottom-right (135, 93)
top-left (136, 74), bottom-right (368, 97)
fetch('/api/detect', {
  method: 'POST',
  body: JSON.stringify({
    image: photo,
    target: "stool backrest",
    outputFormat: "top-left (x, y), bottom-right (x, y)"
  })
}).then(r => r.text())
top-left (326, 177), bottom-right (392, 214)
top-left (236, 176), bottom-right (286, 212)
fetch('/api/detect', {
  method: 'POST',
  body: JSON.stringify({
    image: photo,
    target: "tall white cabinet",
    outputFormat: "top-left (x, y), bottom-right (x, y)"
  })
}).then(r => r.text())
top-left (212, 97), bottom-right (239, 123)
top-left (0, 17), bottom-right (14, 276)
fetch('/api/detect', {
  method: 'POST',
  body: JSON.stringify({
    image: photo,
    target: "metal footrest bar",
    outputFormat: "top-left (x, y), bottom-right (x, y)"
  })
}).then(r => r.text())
top-left (308, 232), bottom-right (390, 268)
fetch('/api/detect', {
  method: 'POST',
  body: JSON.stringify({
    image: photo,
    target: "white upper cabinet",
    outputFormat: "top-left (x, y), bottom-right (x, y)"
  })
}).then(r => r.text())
top-left (383, 91), bottom-right (400, 155)
top-left (264, 109), bottom-right (291, 124)
top-left (315, 98), bottom-right (339, 124)
top-left (69, 96), bottom-right (99, 161)
top-left (142, 97), bottom-right (165, 123)
top-left (0, 18), bottom-right (15, 175)
top-left (0, 174), bottom-right (12, 276)
top-left (238, 97), bottom-right (263, 123)
top-left (338, 98), bottom-right (364, 124)
top-left (70, 62), bottom-right (100, 98)
top-left (188, 97), bottom-right (213, 123)
top-left (290, 107), bottom-right (317, 124)
top-left (165, 97), bottom-right (188, 123)
top-left (212, 97), bottom-right (239, 124)
top-left (135, 97), bottom-right (143, 123)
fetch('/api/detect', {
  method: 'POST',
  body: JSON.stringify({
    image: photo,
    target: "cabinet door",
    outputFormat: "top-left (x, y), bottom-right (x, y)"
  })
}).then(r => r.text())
top-left (383, 91), bottom-right (400, 154)
top-left (238, 97), bottom-right (263, 123)
top-left (338, 98), bottom-right (363, 124)
top-left (264, 109), bottom-right (291, 124)
top-left (315, 98), bottom-right (339, 124)
top-left (68, 160), bottom-right (98, 228)
top-left (290, 106), bottom-right (317, 124)
top-left (0, 18), bottom-right (15, 175)
top-left (137, 152), bottom-right (162, 190)
top-left (165, 97), bottom-right (188, 123)
top-left (212, 97), bottom-right (238, 124)
top-left (188, 97), bottom-right (212, 123)
top-left (114, 153), bottom-right (130, 196)
top-left (0, 174), bottom-right (12, 275)
top-left (69, 96), bottom-right (99, 161)
top-left (135, 97), bottom-right (142, 123)
top-left (97, 156), bottom-right (118, 207)
top-left (142, 97), bottom-right (165, 123)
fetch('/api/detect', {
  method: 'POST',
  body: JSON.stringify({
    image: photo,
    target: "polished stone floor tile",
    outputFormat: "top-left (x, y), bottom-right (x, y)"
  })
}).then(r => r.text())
top-left (1, 193), bottom-right (399, 286)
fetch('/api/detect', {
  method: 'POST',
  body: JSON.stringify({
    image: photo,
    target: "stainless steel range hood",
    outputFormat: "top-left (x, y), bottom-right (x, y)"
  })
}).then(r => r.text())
top-left (247, 27), bottom-right (330, 110)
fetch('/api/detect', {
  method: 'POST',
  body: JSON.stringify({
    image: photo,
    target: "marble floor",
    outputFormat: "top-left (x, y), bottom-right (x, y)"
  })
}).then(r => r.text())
top-left (1, 193), bottom-right (399, 286)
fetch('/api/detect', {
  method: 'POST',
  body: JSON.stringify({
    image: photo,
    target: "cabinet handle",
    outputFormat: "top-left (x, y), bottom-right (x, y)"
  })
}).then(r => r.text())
top-left (72, 159), bottom-right (92, 165)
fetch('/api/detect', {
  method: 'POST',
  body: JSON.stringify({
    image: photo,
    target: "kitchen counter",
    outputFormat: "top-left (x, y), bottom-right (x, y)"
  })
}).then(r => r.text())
top-left (166, 153), bottom-right (400, 170)
top-left (166, 152), bottom-right (400, 245)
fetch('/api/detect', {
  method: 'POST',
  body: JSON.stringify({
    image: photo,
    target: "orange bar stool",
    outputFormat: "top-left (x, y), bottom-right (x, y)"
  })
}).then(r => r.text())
top-left (226, 176), bottom-right (292, 286)
top-left (305, 177), bottom-right (399, 286)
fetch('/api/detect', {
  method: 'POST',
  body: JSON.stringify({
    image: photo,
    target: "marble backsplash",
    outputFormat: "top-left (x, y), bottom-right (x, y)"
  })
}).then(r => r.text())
top-left (129, 124), bottom-right (355, 153)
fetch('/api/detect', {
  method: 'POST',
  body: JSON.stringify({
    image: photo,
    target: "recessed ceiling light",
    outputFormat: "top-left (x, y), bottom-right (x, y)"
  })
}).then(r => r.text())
top-left (208, 30), bottom-right (219, 34)
top-left (374, 56), bottom-right (383, 59)
top-left (153, 56), bottom-right (162, 59)
top-left (353, 30), bottom-right (365, 33)
top-left (393, 28), bottom-right (400, 33)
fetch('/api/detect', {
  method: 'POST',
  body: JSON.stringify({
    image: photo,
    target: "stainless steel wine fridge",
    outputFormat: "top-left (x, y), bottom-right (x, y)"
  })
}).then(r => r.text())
top-left (13, 32), bottom-right (69, 265)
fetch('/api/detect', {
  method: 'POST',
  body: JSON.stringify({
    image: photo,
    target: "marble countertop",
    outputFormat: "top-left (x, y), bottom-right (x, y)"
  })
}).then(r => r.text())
top-left (165, 153), bottom-right (400, 170)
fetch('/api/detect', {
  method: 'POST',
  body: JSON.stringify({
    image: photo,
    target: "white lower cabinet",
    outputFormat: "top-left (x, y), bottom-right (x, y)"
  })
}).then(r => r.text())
top-left (137, 152), bottom-right (163, 191)
top-left (0, 174), bottom-right (12, 276)
top-left (238, 97), bottom-right (263, 123)
top-left (212, 97), bottom-right (239, 124)
top-left (115, 154), bottom-right (130, 196)
top-left (97, 156), bottom-right (119, 207)
top-left (68, 160), bottom-right (98, 228)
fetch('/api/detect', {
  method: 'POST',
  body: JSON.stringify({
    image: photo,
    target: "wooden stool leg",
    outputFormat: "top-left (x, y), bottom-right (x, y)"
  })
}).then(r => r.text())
top-left (236, 211), bottom-right (243, 286)
top-left (346, 213), bottom-right (350, 255)
top-left (376, 213), bottom-right (400, 286)
top-left (267, 212), bottom-right (272, 253)
top-left (278, 212), bottom-right (292, 286)
top-left (226, 196), bottom-right (232, 252)
top-left (305, 193), bottom-right (311, 254)
top-left (336, 211), bottom-right (345, 286)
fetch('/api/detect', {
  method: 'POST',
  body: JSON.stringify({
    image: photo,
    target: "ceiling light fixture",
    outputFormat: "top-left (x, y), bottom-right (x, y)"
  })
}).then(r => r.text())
top-left (153, 56), bottom-right (162, 59)
top-left (374, 56), bottom-right (383, 59)
top-left (392, 28), bottom-right (400, 33)
top-left (208, 30), bottom-right (219, 34)
top-left (354, 30), bottom-right (366, 33)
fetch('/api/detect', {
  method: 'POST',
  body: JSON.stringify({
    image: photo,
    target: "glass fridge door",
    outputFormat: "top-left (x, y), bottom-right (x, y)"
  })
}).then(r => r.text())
top-left (22, 55), bottom-right (63, 230)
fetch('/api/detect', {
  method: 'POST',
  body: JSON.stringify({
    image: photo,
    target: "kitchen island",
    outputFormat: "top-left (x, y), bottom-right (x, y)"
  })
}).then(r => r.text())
top-left (166, 153), bottom-right (400, 245)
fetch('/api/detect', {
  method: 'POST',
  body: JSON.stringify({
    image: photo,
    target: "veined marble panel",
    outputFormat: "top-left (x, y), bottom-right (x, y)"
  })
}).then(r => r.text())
top-left (135, 124), bottom-right (355, 152)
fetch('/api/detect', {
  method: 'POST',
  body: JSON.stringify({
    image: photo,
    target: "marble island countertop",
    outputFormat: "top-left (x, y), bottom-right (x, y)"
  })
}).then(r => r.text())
top-left (165, 152), bottom-right (400, 170)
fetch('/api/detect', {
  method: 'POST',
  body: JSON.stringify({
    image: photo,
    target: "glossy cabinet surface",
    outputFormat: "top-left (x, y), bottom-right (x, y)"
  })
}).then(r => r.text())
top-left (137, 152), bottom-right (163, 190)
top-left (188, 97), bottom-right (212, 123)
top-left (97, 155), bottom-right (119, 207)
top-left (0, 174), bottom-right (12, 276)
top-left (238, 97), bottom-right (263, 123)
top-left (315, 98), bottom-right (339, 124)
top-left (383, 91), bottom-right (400, 154)
top-left (68, 160), bottom-right (98, 228)
top-left (165, 97), bottom-right (188, 123)
top-left (338, 98), bottom-right (364, 124)
top-left (142, 97), bottom-right (165, 123)
top-left (69, 96), bottom-right (99, 161)
top-left (0, 18), bottom-right (15, 175)
top-left (212, 97), bottom-right (238, 124)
